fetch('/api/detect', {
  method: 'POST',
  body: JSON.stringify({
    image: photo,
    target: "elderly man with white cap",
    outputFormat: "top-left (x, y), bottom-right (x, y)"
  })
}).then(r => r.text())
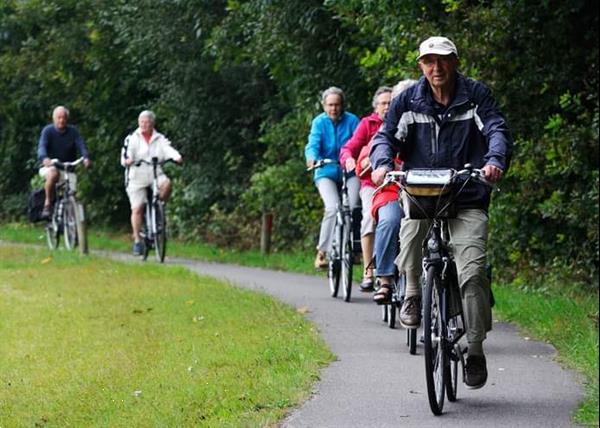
top-left (370, 36), bottom-right (513, 389)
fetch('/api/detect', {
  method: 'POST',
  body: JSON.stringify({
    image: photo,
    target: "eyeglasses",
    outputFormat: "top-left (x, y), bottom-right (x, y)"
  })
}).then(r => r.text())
top-left (419, 55), bottom-right (455, 67)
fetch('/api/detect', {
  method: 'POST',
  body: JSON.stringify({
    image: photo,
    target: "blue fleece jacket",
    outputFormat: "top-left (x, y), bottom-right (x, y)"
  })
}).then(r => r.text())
top-left (305, 111), bottom-right (359, 183)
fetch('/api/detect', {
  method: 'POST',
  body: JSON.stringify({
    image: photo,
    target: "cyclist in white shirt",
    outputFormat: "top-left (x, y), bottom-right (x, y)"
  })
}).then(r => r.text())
top-left (121, 110), bottom-right (183, 255)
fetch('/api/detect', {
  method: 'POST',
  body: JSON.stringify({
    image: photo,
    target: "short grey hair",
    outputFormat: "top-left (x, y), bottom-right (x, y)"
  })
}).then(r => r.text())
top-left (52, 105), bottom-right (69, 118)
top-left (138, 110), bottom-right (156, 124)
top-left (391, 79), bottom-right (418, 99)
top-left (321, 86), bottom-right (345, 106)
top-left (371, 86), bottom-right (392, 109)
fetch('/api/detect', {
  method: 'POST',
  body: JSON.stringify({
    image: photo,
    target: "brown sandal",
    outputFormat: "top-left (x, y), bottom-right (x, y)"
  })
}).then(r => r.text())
top-left (373, 284), bottom-right (392, 305)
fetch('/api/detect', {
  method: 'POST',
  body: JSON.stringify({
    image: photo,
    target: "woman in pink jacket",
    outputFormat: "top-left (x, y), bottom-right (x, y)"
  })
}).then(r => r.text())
top-left (339, 86), bottom-right (392, 291)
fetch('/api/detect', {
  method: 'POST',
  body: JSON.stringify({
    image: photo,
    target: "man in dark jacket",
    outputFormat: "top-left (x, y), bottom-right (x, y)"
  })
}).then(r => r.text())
top-left (37, 106), bottom-right (91, 218)
top-left (371, 36), bottom-right (513, 389)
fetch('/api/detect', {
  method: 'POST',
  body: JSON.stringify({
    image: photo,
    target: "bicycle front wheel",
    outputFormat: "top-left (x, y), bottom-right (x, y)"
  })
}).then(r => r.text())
top-left (153, 201), bottom-right (167, 262)
top-left (328, 215), bottom-right (343, 297)
top-left (341, 213), bottom-right (353, 302)
top-left (423, 265), bottom-right (446, 415)
top-left (63, 197), bottom-right (78, 250)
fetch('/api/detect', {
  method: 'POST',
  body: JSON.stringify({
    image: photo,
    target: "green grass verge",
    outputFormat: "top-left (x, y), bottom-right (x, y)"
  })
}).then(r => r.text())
top-left (1, 222), bottom-right (597, 425)
top-left (493, 284), bottom-right (598, 426)
top-left (0, 244), bottom-right (334, 426)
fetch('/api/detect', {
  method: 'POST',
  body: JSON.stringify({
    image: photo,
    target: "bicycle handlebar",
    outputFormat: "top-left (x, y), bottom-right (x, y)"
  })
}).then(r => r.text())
top-left (51, 157), bottom-right (85, 171)
top-left (306, 158), bottom-right (338, 171)
top-left (375, 165), bottom-right (494, 193)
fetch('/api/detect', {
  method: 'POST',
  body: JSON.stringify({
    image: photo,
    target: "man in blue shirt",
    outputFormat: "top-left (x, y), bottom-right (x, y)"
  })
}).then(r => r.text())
top-left (37, 106), bottom-right (91, 218)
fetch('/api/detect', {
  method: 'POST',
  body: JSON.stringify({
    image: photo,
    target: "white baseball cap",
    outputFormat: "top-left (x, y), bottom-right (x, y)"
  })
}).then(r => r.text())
top-left (418, 36), bottom-right (458, 60)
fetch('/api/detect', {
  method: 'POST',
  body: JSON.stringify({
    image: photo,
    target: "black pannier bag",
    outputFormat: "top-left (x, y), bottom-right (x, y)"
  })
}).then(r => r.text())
top-left (27, 188), bottom-right (46, 222)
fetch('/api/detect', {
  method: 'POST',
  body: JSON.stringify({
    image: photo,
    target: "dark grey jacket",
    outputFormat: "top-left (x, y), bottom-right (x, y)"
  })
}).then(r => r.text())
top-left (371, 74), bottom-right (513, 209)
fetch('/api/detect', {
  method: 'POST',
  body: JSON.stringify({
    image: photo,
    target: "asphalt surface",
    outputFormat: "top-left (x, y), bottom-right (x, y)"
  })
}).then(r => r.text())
top-left (161, 257), bottom-right (585, 428)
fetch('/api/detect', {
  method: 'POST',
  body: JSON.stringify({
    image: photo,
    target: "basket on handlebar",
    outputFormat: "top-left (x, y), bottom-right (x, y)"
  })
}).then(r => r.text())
top-left (401, 169), bottom-right (457, 219)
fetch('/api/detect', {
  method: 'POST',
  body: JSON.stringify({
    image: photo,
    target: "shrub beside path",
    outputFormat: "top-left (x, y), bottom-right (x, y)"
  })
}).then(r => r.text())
top-left (161, 257), bottom-right (583, 428)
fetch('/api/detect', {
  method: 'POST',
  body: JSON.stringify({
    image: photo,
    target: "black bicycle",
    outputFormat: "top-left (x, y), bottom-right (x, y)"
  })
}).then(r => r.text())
top-left (387, 165), bottom-right (491, 415)
top-left (373, 176), bottom-right (418, 353)
top-left (308, 159), bottom-right (361, 302)
top-left (134, 157), bottom-right (176, 263)
top-left (45, 157), bottom-right (88, 254)
top-left (378, 273), bottom-right (418, 354)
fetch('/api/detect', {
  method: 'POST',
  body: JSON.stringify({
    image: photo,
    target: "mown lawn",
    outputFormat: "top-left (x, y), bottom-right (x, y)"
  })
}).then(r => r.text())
top-left (0, 245), bottom-right (333, 426)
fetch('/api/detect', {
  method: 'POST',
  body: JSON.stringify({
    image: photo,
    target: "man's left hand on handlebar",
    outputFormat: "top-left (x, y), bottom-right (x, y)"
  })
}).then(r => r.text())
top-left (482, 164), bottom-right (503, 183)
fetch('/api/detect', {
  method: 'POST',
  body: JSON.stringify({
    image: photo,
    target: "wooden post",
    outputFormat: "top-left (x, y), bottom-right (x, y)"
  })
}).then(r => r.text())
top-left (260, 212), bottom-right (273, 255)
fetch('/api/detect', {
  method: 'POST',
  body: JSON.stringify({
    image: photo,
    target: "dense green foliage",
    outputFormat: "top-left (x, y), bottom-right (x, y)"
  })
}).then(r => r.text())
top-left (0, 1), bottom-right (598, 290)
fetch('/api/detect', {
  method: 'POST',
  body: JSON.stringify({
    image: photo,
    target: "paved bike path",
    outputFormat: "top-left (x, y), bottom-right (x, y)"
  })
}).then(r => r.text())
top-left (164, 257), bottom-right (583, 428)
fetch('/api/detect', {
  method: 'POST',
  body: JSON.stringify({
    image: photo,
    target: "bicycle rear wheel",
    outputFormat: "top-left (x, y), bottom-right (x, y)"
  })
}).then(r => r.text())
top-left (445, 316), bottom-right (462, 402)
top-left (154, 201), bottom-right (167, 262)
top-left (45, 211), bottom-right (59, 250)
top-left (63, 197), bottom-right (78, 250)
top-left (341, 213), bottom-right (353, 302)
top-left (423, 265), bottom-right (446, 415)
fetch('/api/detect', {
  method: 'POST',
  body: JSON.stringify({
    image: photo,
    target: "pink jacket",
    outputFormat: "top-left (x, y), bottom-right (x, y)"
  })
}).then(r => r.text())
top-left (339, 112), bottom-right (382, 189)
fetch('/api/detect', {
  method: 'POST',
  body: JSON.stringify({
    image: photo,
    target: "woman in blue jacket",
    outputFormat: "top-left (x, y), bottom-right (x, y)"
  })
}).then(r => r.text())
top-left (305, 86), bottom-right (360, 269)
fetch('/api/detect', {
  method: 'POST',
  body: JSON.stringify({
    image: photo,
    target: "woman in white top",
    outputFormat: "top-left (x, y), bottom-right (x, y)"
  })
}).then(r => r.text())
top-left (121, 110), bottom-right (183, 255)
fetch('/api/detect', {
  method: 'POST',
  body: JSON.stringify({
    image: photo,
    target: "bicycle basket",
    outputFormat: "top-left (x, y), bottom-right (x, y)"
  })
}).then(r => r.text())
top-left (402, 169), bottom-right (456, 219)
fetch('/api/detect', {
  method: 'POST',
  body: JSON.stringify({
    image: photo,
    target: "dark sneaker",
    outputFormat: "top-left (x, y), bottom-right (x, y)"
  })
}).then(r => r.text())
top-left (465, 355), bottom-right (488, 389)
top-left (133, 241), bottom-right (144, 256)
top-left (399, 295), bottom-right (421, 328)
top-left (41, 206), bottom-right (52, 219)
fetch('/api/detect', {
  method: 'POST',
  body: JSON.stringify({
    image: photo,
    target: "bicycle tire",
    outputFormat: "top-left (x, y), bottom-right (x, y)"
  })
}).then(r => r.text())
top-left (408, 328), bottom-right (417, 355)
top-left (328, 216), bottom-right (343, 297)
top-left (141, 205), bottom-right (151, 261)
top-left (341, 213), bottom-right (353, 302)
top-left (381, 304), bottom-right (388, 322)
top-left (423, 265), bottom-right (446, 415)
top-left (387, 303), bottom-right (396, 329)
top-left (63, 197), bottom-right (78, 250)
top-left (445, 315), bottom-right (462, 402)
top-left (154, 201), bottom-right (167, 262)
top-left (45, 214), bottom-right (59, 250)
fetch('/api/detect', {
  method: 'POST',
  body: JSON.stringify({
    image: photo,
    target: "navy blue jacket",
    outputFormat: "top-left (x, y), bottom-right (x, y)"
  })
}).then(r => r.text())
top-left (37, 124), bottom-right (89, 164)
top-left (371, 74), bottom-right (513, 210)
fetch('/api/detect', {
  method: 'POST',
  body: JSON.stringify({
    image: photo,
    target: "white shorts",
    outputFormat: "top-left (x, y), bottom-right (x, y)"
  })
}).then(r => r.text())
top-left (39, 167), bottom-right (76, 190)
top-left (126, 175), bottom-right (169, 209)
